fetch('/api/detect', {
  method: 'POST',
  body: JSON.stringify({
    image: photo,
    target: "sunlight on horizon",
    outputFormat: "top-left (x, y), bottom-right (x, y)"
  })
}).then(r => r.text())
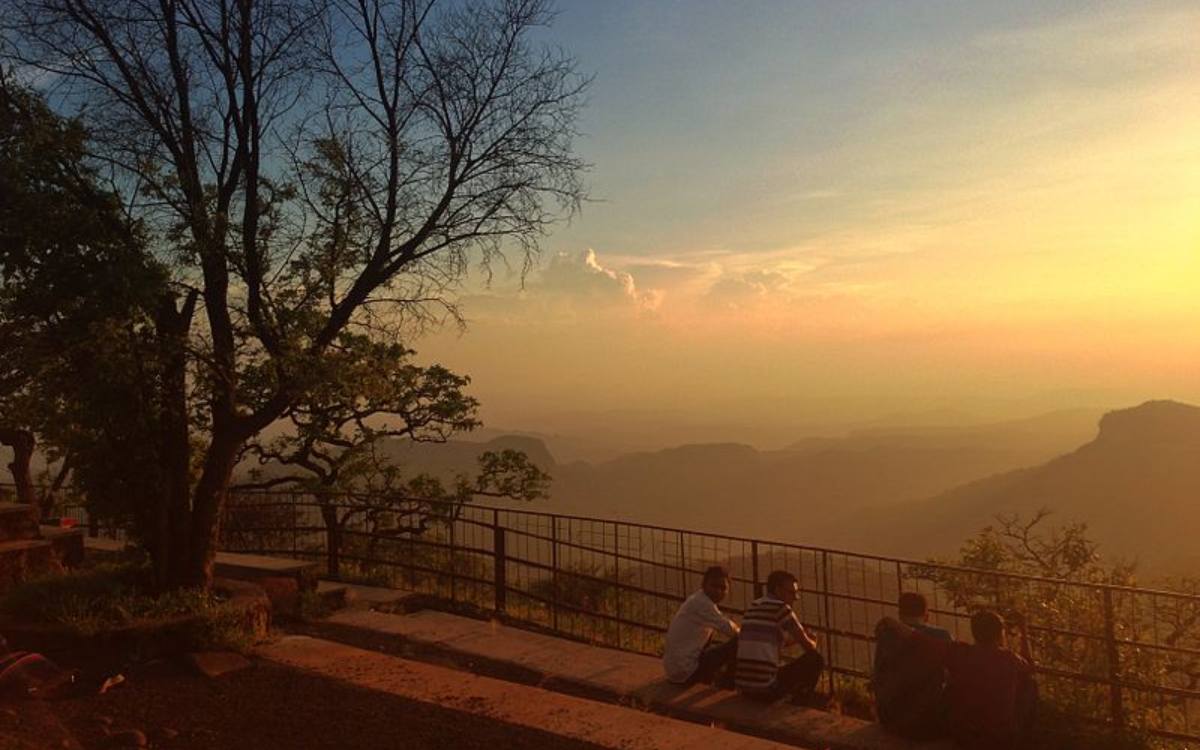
top-left (416, 0), bottom-right (1200, 434)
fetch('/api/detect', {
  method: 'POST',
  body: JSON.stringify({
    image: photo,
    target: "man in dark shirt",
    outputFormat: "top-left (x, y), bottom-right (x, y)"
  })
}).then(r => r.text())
top-left (878, 609), bottom-right (1037, 750)
top-left (873, 592), bottom-right (951, 740)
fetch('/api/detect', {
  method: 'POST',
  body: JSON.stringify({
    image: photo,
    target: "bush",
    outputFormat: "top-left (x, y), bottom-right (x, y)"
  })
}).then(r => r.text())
top-left (915, 512), bottom-right (1171, 749)
top-left (527, 561), bottom-right (632, 615)
top-left (0, 562), bottom-right (253, 650)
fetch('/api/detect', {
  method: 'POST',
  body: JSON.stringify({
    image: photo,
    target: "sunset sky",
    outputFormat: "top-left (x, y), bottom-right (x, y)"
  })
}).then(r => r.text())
top-left (420, 0), bottom-right (1200, 442)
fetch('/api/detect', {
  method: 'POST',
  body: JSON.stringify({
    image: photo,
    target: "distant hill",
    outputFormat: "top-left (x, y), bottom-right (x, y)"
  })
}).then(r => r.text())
top-left (827, 401), bottom-right (1200, 573)
top-left (542, 409), bottom-right (1100, 541)
top-left (228, 409), bottom-right (1103, 543)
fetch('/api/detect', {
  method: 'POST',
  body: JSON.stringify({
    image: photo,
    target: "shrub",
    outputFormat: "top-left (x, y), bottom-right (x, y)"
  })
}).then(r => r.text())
top-left (0, 562), bottom-right (254, 650)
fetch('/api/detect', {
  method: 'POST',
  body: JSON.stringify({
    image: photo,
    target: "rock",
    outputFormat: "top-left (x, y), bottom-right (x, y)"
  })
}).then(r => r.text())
top-left (0, 652), bottom-right (76, 699)
top-left (106, 729), bottom-right (148, 748)
top-left (157, 727), bottom-right (180, 740)
top-left (186, 650), bottom-right (252, 678)
top-left (258, 576), bottom-right (300, 615)
top-left (212, 578), bottom-right (271, 640)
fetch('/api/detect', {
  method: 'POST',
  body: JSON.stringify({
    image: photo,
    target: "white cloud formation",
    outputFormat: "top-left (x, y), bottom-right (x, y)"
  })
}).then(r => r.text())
top-left (537, 249), bottom-right (662, 310)
top-left (704, 269), bottom-right (790, 307)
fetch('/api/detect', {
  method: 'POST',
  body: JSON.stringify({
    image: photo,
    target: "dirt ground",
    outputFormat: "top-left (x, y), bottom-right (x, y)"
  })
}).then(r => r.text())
top-left (36, 658), bottom-right (610, 750)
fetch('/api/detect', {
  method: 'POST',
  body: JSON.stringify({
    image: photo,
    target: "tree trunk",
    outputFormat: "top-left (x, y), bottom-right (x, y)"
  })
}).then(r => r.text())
top-left (0, 427), bottom-right (37, 517)
top-left (180, 431), bottom-right (242, 589)
top-left (39, 454), bottom-right (73, 519)
top-left (156, 293), bottom-right (196, 590)
top-left (320, 503), bottom-right (342, 579)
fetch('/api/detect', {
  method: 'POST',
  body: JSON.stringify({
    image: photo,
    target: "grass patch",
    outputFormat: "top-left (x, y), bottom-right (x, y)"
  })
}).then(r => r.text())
top-left (0, 562), bottom-right (253, 651)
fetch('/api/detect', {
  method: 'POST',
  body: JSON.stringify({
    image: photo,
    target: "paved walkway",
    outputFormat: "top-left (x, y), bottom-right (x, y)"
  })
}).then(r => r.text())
top-left (258, 635), bottom-right (799, 750)
top-left (314, 608), bottom-right (951, 750)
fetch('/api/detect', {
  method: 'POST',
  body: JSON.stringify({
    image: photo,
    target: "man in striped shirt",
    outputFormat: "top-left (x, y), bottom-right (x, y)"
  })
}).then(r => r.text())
top-left (735, 570), bottom-right (826, 706)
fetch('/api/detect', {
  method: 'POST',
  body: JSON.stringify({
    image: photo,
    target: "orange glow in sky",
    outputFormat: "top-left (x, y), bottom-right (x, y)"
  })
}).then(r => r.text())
top-left (418, 1), bottom-right (1200, 438)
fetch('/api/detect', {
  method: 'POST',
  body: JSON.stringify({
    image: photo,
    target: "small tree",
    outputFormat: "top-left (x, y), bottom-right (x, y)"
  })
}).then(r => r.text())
top-left (236, 336), bottom-right (548, 576)
top-left (920, 511), bottom-right (1200, 747)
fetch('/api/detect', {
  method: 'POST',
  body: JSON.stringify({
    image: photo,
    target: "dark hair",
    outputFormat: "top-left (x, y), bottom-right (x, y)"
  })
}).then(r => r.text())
top-left (898, 592), bottom-right (928, 619)
top-left (766, 570), bottom-right (797, 595)
top-left (702, 565), bottom-right (730, 585)
top-left (971, 610), bottom-right (1005, 647)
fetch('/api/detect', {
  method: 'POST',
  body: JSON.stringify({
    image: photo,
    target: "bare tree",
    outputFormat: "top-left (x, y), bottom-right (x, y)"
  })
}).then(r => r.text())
top-left (2, 0), bottom-right (587, 588)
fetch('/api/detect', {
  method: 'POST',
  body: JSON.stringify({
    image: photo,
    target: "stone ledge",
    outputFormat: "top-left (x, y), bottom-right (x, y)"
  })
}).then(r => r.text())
top-left (260, 635), bottom-right (798, 750)
top-left (307, 608), bottom-right (952, 750)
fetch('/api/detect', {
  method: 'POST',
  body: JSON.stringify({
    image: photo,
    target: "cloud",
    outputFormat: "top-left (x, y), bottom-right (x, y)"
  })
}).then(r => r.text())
top-left (619, 260), bottom-right (715, 290)
top-left (537, 249), bottom-right (662, 310)
top-left (705, 269), bottom-right (790, 306)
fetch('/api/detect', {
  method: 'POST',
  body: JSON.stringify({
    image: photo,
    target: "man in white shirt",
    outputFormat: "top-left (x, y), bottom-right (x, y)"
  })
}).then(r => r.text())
top-left (663, 566), bottom-right (740, 686)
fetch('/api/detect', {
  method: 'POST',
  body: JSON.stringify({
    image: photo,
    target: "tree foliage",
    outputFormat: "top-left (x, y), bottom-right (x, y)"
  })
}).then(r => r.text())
top-left (1, 0), bottom-right (587, 588)
top-left (234, 339), bottom-right (549, 577)
top-left (917, 510), bottom-right (1200, 748)
top-left (0, 75), bottom-right (174, 525)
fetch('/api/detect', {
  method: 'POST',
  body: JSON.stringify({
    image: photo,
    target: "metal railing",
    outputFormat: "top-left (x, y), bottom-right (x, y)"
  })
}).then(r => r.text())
top-left (216, 488), bottom-right (1200, 746)
top-left (19, 482), bottom-right (1200, 745)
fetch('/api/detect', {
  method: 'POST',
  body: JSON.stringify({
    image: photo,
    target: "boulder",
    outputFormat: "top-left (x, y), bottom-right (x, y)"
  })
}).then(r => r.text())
top-left (0, 651), bottom-right (75, 699)
top-left (212, 577), bottom-right (271, 640)
top-left (186, 650), bottom-right (252, 679)
top-left (257, 576), bottom-right (300, 616)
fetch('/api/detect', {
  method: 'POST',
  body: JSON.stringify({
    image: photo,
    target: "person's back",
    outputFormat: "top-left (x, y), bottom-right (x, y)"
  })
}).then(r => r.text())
top-left (876, 609), bottom-right (1036, 750)
top-left (943, 639), bottom-right (1034, 749)
top-left (873, 593), bottom-right (950, 740)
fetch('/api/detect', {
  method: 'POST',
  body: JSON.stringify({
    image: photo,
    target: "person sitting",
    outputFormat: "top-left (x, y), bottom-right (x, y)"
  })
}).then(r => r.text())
top-left (873, 592), bottom-right (951, 740)
top-left (734, 570), bottom-right (826, 706)
top-left (663, 565), bottom-right (740, 686)
top-left (877, 609), bottom-right (1038, 750)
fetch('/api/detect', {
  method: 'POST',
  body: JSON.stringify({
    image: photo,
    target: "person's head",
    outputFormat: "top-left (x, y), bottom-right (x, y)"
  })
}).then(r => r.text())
top-left (701, 565), bottom-right (731, 603)
top-left (971, 610), bottom-right (1006, 648)
top-left (898, 592), bottom-right (929, 624)
top-left (766, 570), bottom-right (799, 604)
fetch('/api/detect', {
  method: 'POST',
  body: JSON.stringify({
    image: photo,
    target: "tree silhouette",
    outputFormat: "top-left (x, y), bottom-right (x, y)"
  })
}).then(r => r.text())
top-left (2, 0), bottom-right (587, 588)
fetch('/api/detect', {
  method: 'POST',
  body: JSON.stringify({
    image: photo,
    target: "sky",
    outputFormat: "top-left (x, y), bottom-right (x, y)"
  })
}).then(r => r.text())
top-left (419, 0), bottom-right (1200, 444)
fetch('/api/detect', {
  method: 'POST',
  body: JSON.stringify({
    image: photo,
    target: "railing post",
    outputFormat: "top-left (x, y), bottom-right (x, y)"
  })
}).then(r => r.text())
top-left (821, 550), bottom-right (835, 695)
top-left (493, 510), bottom-right (506, 614)
top-left (551, 517), bottom-right (559, 631)
top-left (449, 511), bottom-right (457, 602)
top-left (1102, 588), bottom-right (1125, 731)
top-left (678, 530), bottom-right (687, 597)
top-left (613, 522), bottom-right (622, 646)
top-left (751, 540), bottom-right (762, 599)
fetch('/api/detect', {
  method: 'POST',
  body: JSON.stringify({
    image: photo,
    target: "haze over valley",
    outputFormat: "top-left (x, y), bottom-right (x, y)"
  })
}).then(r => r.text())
top-left (338, 399), bottom-right (1200, 575)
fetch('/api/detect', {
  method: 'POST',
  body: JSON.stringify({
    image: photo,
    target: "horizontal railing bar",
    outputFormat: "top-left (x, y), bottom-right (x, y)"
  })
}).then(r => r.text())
top-left (217, 492), bottom-right (1200, 601)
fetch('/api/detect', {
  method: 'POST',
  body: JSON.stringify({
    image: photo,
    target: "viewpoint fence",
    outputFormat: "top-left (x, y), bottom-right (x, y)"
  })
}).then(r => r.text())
top-left (18, 483), bottom-right (1200, 746)
top-left (214, 488), bottom-right (1200, 746)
